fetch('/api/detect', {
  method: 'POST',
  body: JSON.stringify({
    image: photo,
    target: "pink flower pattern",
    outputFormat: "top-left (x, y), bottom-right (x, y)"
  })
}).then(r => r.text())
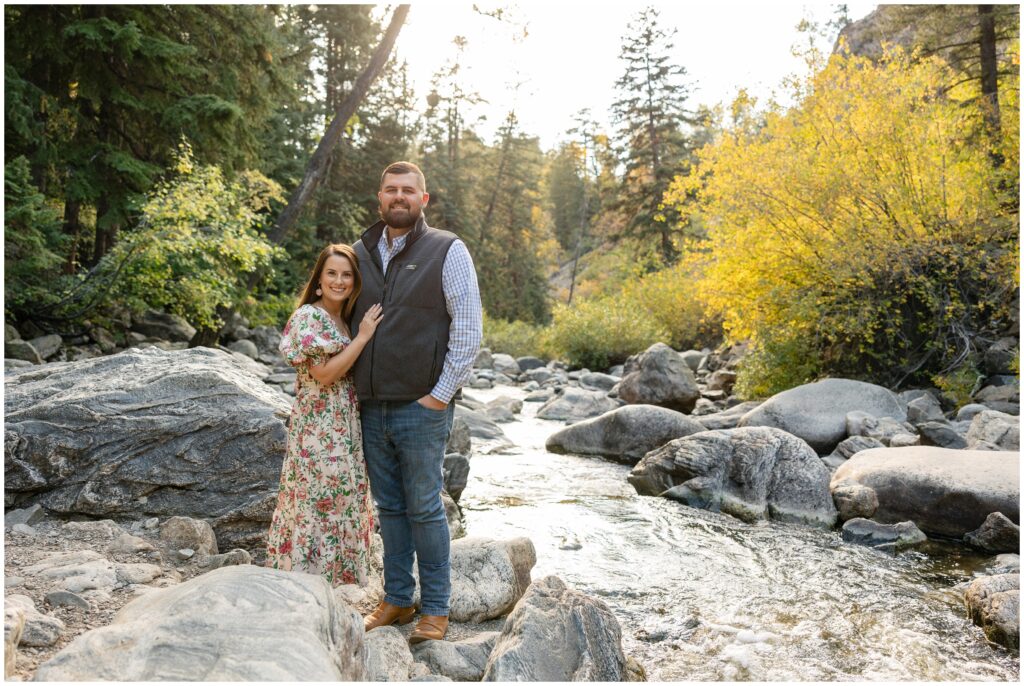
top-left (265, 305), bottom-right (374, 587)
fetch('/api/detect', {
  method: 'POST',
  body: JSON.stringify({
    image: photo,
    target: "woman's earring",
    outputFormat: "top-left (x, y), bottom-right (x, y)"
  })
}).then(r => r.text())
top-left (316, 287), bottom-right (323, 296)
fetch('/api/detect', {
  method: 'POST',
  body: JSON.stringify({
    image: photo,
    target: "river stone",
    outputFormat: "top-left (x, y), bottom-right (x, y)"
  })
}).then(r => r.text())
top-left (617, 343), bottom-right (700, 413)
top-left (227, 339), bottom-right (259, 359)
top-left (579, 372), bottom-right (619, 392)
top-left (482, 575), bottom-right (627, 681)
top-left (966, 410), bottom-right (1019, 451)
top-left (964, 512), bottom-right (1020, 554)
top-left (366, 626), bottom-right (416, 681)
top-left (963, 573), bottom-right (1019, 650)
top-left (454, 406), bottom-right (513, 453)
top-left (841, 518), bottom-right (927, 552)
top-left (5, 358), bottom-right (36, 371)
top-left (845, 412), bottom-right (918, 446)
top-left (739, 378), bottom-right (905, 453)
top-left (108, 533), bottom-right (156, 554)
top-left (62, 519), bottom-right (126, 539)
top-left (679, 349), bottom-right (705, 372)
top-left (5, 339), bottom-right (42, 364)
top-left (5, 595), bottom-right (64, 647)
top-left (524, 388), bottom-right (555, 403)
top-left (4, 347), bottom-right (290, 550)
top-left (4, 602), bottom-right (25, 676)
top-left (831, 447), bottom-right (1019, 538)
top-left (536, 387), bottom-right (622, 423)
top-left (443, 453), bottom-right (470, 503)
top-left (628, 427), bottom-right (838, 528)
top-left (916, 421), bottom-right (967, 449)
top-left (34, 565), bottom-right (367, 681)
top-left (695, 401), bottom-right (762, 431)
top-left (706, 369), bottom-right (737, 394)
top-left (484, 406), bottom-right (514, 424)
top-left (412, 631), bottom-right (499, 681)
top-left (475, 348), bottom-right (494, 370)
top-left (442, 537), bottom-right (536, 623)
top-left (957, 403), bottom-right (990, 422)
top-left (197, 548), bottom-right (252, 570)
top-left (160, 516), bottom-right (218, 556)
top-left (832, 483), bottom-right (879, 521)
top-left (446, 416), bottom-right (471, 455)
top-left (516, 356), bottom-right (545, 371)
top-left (23, 550), bottom-right (118, 592)
top-left (45, 590), bottom-right (91, 611)
top-left (546, 404), bottom-right (705, 465)
top-left (491, 354), bottom-right (521, 377)
top-left (834, 435), bottom-right (886, 459)
top-left (442, 491), bottom-right (465, 540)
top-left (29, 334), bottom-right (63, 360)
top-left (131, 310), bottom-right (196, 342)
top-left (5, 503), bottom-right (44, 529)
top-left (906, 394), bottom-right (945, 425)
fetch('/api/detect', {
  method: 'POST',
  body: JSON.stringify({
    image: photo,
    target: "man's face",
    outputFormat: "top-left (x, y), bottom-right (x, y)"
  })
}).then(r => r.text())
top-left (378, 172), bottom-right (429, 229)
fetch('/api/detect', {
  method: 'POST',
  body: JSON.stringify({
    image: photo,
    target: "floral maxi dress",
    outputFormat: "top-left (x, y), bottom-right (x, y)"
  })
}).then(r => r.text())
top-left (265, 304), bottom-right (375, 586)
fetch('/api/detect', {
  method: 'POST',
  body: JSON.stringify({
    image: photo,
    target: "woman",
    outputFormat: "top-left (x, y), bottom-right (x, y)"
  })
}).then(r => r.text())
top-left (266, 244), bottom-right (383, 586)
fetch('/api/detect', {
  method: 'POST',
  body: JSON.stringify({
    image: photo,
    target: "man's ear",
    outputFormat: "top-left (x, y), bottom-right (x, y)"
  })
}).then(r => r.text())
top-left (422, 192), bottom-right (430, 207)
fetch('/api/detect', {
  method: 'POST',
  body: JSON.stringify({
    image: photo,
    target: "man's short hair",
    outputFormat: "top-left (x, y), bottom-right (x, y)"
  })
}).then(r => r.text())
top-left (380, 161), bottom-right (426, 193)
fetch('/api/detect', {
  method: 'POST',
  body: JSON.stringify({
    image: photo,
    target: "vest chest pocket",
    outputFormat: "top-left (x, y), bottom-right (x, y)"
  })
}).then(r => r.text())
top-left (388, 258), bottom-right (444, 309)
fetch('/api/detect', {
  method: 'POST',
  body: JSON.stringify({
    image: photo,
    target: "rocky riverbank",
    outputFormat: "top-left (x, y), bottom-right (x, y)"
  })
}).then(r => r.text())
top-left (4, 319), bottom-right (1020, 676)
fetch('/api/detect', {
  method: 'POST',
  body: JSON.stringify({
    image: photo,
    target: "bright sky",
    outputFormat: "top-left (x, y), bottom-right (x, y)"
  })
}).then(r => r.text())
top-left (388, 1), bottom-right (878, 150)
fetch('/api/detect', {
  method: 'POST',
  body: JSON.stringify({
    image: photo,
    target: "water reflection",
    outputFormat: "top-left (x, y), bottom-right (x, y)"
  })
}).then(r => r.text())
top-left (460, 386), bottom-right (1019, 681)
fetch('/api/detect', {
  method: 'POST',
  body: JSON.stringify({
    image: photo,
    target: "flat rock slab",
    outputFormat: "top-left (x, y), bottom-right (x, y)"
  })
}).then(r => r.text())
top-left (831, 447), bottom-right (1019, 538)
top-left (739, 378), bottom-right (905, 453)
top-left (546, 404), bottom-right (706, 464)
top-left (536, 388), bottom-right (622, 424)
top-left (629, 427), bottom-right (837, 528)
top-left (34, 565), bottom-right (367, 681)
top-left (4, 347), bottom-right (291, 550)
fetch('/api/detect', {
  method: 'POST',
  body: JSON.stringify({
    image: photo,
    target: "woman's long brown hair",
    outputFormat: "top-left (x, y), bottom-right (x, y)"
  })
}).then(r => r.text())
top-left (296, 244), bottom-right (362, 321)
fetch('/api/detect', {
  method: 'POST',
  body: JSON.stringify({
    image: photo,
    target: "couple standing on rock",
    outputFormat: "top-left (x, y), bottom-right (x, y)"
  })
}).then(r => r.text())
top-left (264, 161), bottom-right (483, 644)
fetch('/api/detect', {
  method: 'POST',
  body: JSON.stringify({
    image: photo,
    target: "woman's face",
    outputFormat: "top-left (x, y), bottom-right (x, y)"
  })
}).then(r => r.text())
top-left (318, 254), bottom-right (355, 306)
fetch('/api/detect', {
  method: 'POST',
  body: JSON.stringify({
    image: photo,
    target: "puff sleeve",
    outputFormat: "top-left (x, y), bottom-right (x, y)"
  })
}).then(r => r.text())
top-left (278, 305), bottom-right (336, 367)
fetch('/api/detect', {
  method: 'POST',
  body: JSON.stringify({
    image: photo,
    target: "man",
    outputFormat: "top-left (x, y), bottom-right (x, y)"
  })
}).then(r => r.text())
top-left (351, 161), bottom-right (482, 643)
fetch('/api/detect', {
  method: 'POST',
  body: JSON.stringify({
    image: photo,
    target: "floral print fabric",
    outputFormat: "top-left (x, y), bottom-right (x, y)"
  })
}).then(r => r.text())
top-left (265, 304), bottom-right (375, 586)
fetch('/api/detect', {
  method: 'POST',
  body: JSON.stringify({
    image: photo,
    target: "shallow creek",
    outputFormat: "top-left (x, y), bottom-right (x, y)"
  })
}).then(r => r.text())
top-left (460, 386), bottom-right (1020, 681)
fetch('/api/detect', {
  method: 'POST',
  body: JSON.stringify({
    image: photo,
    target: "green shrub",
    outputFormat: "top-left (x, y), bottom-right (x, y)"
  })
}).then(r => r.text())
top-left (733, 334), bottom-right (821, 400)
top-left (239, 292), bottom-right (296, 329)
top-left (482, 312), bottom-right (548, 359)
top-left (932, 360), bottom-right (982, 409)
top-left (544, 296), bottom-right (670, 370)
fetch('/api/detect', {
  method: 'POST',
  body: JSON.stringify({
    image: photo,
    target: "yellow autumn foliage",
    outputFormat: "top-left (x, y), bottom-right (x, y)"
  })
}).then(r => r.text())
top-left (666, 45), bottom-right (1019, 395)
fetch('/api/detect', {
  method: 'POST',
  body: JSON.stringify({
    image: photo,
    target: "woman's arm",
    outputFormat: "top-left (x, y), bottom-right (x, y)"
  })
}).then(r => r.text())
top-left (308, 304), bottom-right (383, 386)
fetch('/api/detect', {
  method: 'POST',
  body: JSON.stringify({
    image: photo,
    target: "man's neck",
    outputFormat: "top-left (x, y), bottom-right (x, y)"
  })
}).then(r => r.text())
top-left (385, 224), bottom-right (412, 248)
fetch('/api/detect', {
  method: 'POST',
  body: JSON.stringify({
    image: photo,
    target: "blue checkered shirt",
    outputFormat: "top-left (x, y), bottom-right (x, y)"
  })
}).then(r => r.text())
top-left (378, 231), bottom-right (482, 403)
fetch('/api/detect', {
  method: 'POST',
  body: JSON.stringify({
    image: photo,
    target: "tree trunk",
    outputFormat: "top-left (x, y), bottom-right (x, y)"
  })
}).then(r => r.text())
top-left (977, 5), bottom-right (1001, 139)
top-left (90, 197), bottom-right (117, 267)
top-left (266, 4), bottom-right (409, 247)
top-left (62, 197), bottom-right (81, 274)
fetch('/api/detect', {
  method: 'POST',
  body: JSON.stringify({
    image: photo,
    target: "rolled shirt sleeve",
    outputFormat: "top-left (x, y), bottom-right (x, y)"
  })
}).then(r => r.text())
top-left (431, 239), bottom-right (483, 403)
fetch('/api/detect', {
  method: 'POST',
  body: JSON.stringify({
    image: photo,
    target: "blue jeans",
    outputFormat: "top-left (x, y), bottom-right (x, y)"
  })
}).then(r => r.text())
top-left (361, 399), bottom-right (454, 616)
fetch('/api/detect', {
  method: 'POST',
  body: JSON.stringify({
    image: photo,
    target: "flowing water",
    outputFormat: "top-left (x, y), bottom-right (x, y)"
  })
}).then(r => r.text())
top-left (460, 386), bottom-right (1020, 681)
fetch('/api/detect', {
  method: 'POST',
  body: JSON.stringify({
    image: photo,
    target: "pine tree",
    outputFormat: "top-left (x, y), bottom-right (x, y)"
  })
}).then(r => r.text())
top-left (610, 6), bottom-right (695, 264)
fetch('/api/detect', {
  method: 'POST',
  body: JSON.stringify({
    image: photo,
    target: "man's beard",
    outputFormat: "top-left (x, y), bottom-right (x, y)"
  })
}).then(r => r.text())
top-left (380, 202), bottom-right (420, 229)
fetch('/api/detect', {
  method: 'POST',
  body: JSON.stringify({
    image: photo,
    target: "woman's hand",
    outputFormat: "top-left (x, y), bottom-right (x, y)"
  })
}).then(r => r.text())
top-left (356, 304), bottom-right (384, 342)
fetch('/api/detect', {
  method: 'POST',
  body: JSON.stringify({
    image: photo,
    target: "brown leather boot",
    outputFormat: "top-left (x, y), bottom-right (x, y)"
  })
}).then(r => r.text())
top-left (364, 601), bottom-right (416, 631)
top-left (408, 615), bottom-right (449, 644)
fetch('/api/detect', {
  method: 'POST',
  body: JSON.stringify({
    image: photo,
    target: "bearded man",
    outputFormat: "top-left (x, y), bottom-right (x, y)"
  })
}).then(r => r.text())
top-left (351, 161), bottom-right (482, 643)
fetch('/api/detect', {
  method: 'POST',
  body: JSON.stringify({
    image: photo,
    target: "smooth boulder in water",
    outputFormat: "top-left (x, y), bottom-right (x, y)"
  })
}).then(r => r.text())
top-left (830, 446), bottom-right (1019, 538)
top-left (628, 427), bottom-right (838, 528)
top-left (617, 343), bottom-right (700, 413)
top-left (546, 404), bottom-right (705, 464)
top-left (4, 347), bottom-right (290, 550)
top-left (536, 387), bottom-right (623, 423)
top-left (482, 575), bottom-right (628, 681)
top-left (34, 565), bottom-right (367, 681)
top-left (963, 573), bottom-right (1020, 650)
top-left (738, 378), bottom-right (905, 453)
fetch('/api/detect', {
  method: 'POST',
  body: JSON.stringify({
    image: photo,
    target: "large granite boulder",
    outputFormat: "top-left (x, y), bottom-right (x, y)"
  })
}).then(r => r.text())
top-left (546, 404), bottom-right (705, 464)
top-left (4, 347), bottom-right (290, 550)
top-left (617, 343), bottom-right (700, 413)
top-left (830, 447), bottom-right (1019, 538)
top-left (963, 573), bottom-right (1019, 650)
top-left (536, 387), bottom-right (623, 424)
top-left (366, 626), bottom-right (416, 681)
top-left (739, 378), bottom-right (906, 453)
top-left (34, 566), bottom-right (367, 680)
top-left (628, 427), bottom-right (837, 528)
top-left (482, 576), bottom-right (627, 681)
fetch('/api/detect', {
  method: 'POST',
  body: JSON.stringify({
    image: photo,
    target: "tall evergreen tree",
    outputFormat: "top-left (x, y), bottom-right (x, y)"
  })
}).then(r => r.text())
top-left (610, 6), bottom-right (695, 264)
